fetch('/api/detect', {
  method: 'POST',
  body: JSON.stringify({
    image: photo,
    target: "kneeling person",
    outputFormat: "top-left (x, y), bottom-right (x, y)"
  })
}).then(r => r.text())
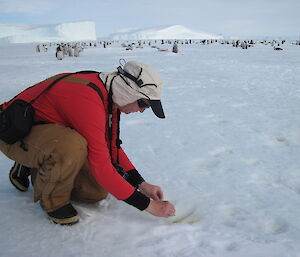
top-left (0, 61), bottom-right (176, 225)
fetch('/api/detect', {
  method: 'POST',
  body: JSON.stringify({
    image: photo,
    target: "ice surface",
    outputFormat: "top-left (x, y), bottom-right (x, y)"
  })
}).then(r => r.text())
top-left (0, 40), bottom-right (300, 257)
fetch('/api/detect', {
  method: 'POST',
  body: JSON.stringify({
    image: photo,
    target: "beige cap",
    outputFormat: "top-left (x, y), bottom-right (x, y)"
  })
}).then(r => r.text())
top-left (105, 61), bottom-right (165, 118)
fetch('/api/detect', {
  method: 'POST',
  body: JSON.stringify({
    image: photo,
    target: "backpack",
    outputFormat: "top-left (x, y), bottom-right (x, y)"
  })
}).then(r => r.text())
top-left (0, 71), bottom-right (103, 144)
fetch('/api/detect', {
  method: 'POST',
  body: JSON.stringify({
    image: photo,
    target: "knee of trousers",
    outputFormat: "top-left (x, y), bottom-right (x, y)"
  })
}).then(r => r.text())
top-left (43, 129), bottom-right (88, 180)
top-left (0, 124), bottom-right (87, 170)
top-left (34, 127), bottom-right (87, 187)
top-left (33, 128), bottom-right (88, 209)
top-left (56, 129), bottom-right (87, 162)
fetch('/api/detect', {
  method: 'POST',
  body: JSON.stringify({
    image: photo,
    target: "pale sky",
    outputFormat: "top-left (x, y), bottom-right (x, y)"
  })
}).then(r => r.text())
top-left (0, 0), bottom-right (299, 38)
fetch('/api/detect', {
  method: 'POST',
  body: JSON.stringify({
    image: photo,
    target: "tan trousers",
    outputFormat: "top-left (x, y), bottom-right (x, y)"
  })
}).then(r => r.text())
top-left (0, 124), bottom-right (108, 212)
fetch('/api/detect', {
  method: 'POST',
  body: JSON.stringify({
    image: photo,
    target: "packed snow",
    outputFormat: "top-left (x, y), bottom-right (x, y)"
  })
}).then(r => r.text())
top-left (0, 40), bottom-right (300, 257)
top-left (0, 21), bottom-right (96, 44)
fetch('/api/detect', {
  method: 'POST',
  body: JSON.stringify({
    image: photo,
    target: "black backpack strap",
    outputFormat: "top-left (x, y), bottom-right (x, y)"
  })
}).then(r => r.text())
top-left (29, 73), bottom-right (73, 104)
top-left (85, 82), bottom-right (104, 103)
top-left (44, 72), bottom-right (105, 104)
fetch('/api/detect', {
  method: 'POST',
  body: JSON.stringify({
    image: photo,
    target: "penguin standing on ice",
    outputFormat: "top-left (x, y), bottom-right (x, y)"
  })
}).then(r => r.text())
top-left (56, 44), bottom-right (64, 60)
top-left (274, 44), bottom-right (283, 51)
top-left (68, 46), bottom-right (74, 57)
top-left (74, 46), bottom-right (81, 57)
top-left (172, 43), bottom-right (178, 53)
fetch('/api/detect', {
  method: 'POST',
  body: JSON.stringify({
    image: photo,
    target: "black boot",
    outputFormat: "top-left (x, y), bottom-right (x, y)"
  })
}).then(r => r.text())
top-left (47, 203), bottom-right (79, 225)
top-left (9, 162), bottom-right (31, 192)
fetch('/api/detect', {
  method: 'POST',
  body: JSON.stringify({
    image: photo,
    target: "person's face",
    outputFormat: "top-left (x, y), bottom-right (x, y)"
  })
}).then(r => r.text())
top-left (117, 99), bottom-right (149, 114)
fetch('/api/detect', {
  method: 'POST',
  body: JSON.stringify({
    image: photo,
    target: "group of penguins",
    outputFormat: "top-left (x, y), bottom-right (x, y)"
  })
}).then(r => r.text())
top-left (121, 40), bottom-right (179, 53)
top-left (55, 43), bottom-right (83, 60)
top-left (120, 38), bottom-right (292, 52)
top-left (35, 38), bottom-right (300, 60)
top-left (35, 41), bottom-right (110, 60)
top-left (230, 39), bottom-right (286, 50)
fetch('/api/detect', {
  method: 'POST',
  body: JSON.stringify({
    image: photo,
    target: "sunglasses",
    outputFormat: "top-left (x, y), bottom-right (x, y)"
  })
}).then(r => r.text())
top-left (137, 99), bottom-right (151, 109)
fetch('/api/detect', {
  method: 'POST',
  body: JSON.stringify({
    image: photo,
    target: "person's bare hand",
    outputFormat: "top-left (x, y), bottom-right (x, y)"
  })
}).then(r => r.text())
top-left (138, 182), bottom-right (163, 200)
top-left (145, 200), bottom-right (176, 217)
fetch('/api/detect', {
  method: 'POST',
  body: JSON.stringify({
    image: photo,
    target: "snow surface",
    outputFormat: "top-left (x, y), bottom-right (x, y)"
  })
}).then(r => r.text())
top-left (110, 25), bottom-right (223, 40)
top-left (0, 21), bottom-right (97, 44)
top-left (0, 41), bottom-right (300, 257)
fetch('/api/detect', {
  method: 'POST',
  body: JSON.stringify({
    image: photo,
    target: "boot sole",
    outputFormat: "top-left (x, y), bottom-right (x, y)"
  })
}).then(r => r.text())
top-left (48, 215), bottom-right (79, 225)
top-left (9, 172), bottom-right (28, 192)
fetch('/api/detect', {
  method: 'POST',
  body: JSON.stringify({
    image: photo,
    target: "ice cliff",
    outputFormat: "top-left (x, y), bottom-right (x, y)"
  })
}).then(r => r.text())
top-left (110, 25), bottom-right (223, 40)
top-left (0, 21), bottom-right (97, 44)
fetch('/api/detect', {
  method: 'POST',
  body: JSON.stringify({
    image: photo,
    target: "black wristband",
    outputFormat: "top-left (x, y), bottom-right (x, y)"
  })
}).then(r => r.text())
top-left (123, 190), bottom-right (150, 211)
top-left (126, 169), bottom-right (145, 188)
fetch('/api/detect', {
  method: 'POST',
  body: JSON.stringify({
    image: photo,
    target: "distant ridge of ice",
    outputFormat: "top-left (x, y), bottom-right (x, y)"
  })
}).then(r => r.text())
top-left (110, 25), bottom-right (223, 40)
top-left (0, 21), bottom-right (97, 44)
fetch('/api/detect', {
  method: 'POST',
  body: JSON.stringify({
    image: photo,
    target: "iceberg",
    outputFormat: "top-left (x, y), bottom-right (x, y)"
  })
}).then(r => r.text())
top-left (0, 21), bottom-right (97, 44)
top-left (110, 25), bottom-right (223, 40)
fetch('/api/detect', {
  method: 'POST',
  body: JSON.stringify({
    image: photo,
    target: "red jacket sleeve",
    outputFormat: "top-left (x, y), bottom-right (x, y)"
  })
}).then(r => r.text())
top-left (118, 148), bottom-right (136, 172)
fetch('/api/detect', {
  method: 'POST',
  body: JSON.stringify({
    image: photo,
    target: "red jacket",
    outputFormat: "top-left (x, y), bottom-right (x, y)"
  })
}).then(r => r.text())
top-left (3, 72), bottom-right (136, 201)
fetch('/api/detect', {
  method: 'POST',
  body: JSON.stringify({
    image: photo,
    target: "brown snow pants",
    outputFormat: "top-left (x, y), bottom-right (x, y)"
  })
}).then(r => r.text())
top-left (0, 124), bottom-right (108, 212)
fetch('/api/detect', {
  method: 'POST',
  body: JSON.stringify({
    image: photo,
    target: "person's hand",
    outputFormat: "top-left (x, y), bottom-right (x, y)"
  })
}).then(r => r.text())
top-left (145, 200), bottom-right (176, 217)
top-left (138, 182), bottom-right (163, 200)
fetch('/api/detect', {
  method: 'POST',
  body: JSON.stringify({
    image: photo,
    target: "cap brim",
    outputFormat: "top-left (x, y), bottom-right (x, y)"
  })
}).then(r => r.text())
top-left (149, 100), bottom-right (165, 119)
